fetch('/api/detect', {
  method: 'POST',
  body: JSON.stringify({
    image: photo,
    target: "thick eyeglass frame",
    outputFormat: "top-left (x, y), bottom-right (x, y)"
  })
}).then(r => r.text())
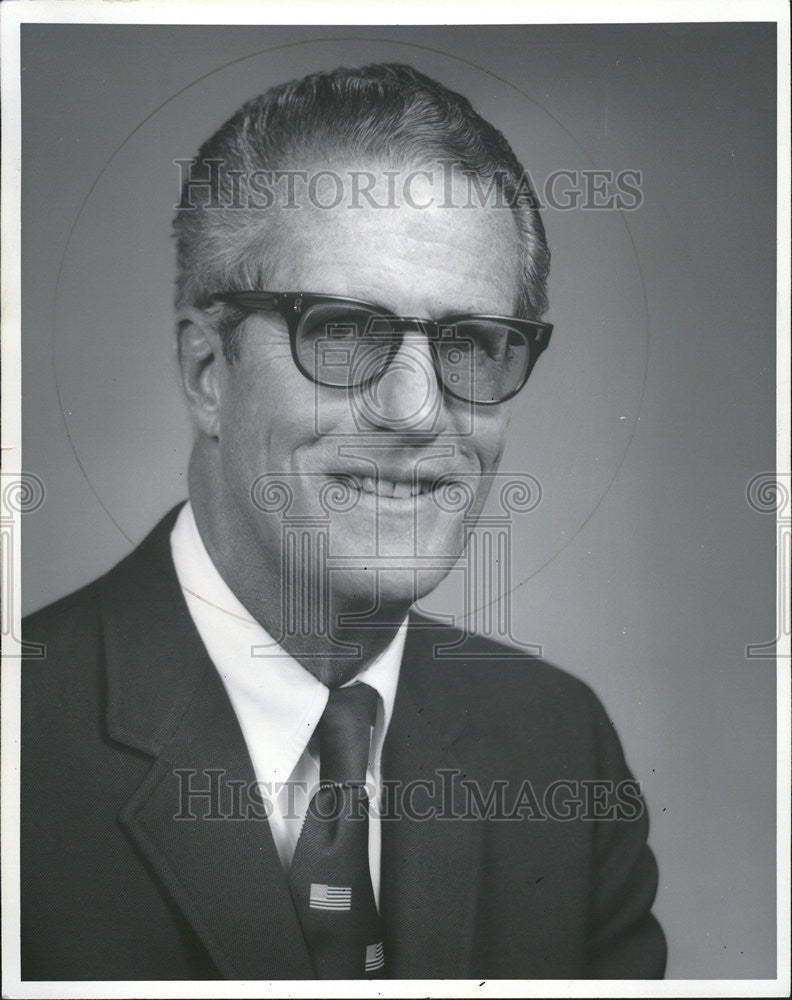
top-left (209, 291), bottom-right (553, 405)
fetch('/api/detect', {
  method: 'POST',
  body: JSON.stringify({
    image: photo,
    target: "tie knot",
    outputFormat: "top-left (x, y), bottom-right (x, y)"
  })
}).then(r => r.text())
top-left (318, 682), bottom-right (379, 785)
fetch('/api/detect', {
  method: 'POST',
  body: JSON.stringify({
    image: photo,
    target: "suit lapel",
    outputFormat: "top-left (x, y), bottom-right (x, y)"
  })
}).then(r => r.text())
top-left (101, 507), bottom-right (313, 979)
top-left (381, 618), bottom-right (484, 978)
top-left (99, 510), bottom-right (486, 979)
top-left (118, 661), bottom-right (313, 979)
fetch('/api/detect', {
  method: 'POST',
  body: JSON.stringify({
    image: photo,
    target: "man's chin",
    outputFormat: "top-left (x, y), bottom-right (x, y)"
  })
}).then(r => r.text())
top-left (328, 500), bottom-right (469, 557)
top-left (326, 564), bottom-right (456, 619)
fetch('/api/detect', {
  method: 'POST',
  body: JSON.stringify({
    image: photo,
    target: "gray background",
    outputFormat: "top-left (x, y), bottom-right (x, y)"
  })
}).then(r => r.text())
top-left (21, 23), bottom-right (777, 978)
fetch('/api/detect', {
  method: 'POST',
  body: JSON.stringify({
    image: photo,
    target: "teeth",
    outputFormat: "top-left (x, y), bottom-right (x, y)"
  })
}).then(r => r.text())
top-left (392, 481), bottom-right (411, 499)
top-left (337, 475), bottom-right (438, 498)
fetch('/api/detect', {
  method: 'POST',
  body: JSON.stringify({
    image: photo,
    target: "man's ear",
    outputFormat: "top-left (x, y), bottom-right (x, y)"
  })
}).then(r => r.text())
top-left (176, 306), bottom-right (226, 438)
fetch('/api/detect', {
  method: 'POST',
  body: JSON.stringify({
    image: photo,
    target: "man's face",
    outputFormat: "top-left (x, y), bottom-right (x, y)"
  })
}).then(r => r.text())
top-left (212, 166), bottom-right (522, 610)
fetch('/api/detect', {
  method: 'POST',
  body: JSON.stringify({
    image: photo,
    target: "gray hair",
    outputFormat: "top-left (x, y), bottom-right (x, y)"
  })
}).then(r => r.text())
top-left (173, 63), bottom-right (550, 360)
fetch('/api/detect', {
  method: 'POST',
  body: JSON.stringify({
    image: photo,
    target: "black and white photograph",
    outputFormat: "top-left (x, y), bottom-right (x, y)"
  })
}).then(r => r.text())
top-left (1, 2), bottom-right (789, 996)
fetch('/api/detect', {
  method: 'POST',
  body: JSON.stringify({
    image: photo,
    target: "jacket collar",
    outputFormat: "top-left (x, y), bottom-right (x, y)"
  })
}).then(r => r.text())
top-left (101, 503), bottom-right (208, 756)
top-left (100, 505), bottom-right (483, 980)
top-left (380, 620), bottom-right (484, 978)
top-left (100, 506), bottom-right (313, 978)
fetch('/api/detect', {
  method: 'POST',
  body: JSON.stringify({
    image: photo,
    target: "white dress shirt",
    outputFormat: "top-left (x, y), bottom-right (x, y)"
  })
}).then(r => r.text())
top-left (169, 502), bottom-right (405, 906)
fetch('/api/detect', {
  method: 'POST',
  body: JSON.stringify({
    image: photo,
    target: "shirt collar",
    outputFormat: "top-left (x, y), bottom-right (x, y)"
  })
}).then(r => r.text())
top-left (169, 501), bottom-right (405, 785)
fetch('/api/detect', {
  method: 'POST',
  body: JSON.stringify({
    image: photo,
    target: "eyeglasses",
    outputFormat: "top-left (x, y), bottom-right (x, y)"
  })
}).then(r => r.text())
top-left (209, 291), bottom-right (553, 405)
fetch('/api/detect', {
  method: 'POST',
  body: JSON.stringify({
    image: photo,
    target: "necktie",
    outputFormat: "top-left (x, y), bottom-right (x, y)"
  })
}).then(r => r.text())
top-left (288, 682), bottom-right (386, 978)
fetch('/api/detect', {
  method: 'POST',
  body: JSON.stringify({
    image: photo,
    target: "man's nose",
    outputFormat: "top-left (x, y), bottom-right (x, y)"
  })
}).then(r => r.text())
top-left (355, 330), bottom-right (443, 431)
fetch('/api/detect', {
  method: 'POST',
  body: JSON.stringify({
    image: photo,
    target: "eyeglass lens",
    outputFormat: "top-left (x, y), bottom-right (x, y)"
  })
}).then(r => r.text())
top-left (294, 302), bottom-right (530, 403)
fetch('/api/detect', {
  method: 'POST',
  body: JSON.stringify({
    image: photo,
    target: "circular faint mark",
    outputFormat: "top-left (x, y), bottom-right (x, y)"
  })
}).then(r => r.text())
top-left (50, 34), bottom-right (650, 609)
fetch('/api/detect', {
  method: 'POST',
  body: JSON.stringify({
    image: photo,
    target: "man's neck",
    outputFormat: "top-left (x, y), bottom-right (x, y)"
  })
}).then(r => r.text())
top-left (210, 555), bottom-right (408, 687)
top-left (188, 470), bottom-right (410, 686)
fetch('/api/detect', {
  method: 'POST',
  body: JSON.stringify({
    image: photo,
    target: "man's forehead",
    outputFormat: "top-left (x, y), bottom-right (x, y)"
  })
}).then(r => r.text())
top-left (252, 162), bottom-right (522, 314)
top-left (281, 161), bottom-right (516, 230)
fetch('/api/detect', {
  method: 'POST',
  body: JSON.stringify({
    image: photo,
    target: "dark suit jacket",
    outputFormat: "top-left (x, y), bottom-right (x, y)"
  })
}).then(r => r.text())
top-left (21, 506), bottom-right (666, 980)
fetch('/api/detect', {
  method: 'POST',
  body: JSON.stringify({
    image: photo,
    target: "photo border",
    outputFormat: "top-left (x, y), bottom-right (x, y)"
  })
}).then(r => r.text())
top-left (2, 3), bottom-right (789, 998)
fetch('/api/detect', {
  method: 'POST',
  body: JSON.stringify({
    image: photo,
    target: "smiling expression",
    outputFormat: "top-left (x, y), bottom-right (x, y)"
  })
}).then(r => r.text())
top-left (206, 165), bottom-right (523, 612)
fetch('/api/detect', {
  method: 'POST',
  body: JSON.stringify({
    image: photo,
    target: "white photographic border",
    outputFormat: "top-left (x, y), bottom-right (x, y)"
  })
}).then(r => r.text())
top-left (2, 3), bottom-right (789, 998)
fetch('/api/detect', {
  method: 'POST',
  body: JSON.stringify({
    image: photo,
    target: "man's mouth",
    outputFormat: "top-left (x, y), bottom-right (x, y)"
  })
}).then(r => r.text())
top-left (332, 473), bottom-right (446, 499)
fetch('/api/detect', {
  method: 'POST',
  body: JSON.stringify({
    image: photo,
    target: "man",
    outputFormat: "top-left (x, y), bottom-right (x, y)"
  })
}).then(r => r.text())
top-left (22, 63), bottom-right (666, 980)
